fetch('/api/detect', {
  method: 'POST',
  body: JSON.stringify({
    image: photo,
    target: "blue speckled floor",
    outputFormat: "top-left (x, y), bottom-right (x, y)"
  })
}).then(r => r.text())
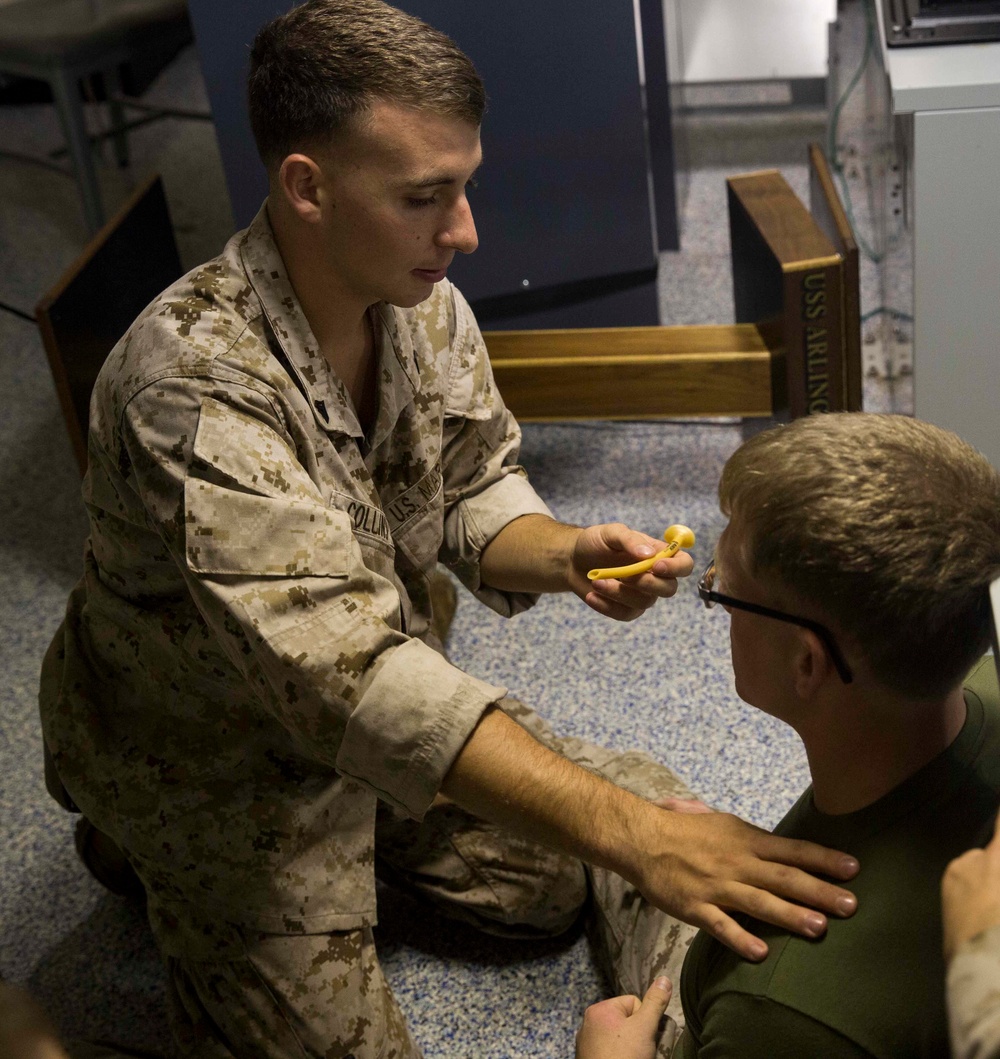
top-left (0, 5), bottom-right (912, 1056)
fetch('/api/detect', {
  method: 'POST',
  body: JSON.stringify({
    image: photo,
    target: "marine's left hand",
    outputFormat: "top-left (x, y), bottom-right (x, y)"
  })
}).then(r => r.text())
top-left (572, 523), bottom-right (694, 621)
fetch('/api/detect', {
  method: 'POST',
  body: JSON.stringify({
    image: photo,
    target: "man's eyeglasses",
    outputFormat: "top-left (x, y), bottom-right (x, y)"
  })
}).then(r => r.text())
top-left (697, 559), bottom-right (854, 684)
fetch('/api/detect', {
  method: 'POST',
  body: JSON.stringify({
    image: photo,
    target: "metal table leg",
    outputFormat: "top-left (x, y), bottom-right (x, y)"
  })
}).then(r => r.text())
top-left (106, 65), bottom-right (130, 168)
top-left (49, 65), bottom-right (105, 232)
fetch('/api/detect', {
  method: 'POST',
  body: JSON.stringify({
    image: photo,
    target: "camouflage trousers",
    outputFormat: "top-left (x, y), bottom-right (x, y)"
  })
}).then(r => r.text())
top-left (146, 697), bottom-right (698, 1059)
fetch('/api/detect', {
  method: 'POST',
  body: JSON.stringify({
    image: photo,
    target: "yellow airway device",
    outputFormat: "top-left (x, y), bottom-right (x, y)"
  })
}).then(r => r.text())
top-left (587, 524), bottom-right (696, 581)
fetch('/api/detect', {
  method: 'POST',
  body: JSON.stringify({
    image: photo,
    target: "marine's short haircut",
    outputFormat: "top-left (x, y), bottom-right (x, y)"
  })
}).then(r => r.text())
top-left (248, 0), bottom-right (486, 171)
top-left (719, 413), bottom-right (1000, 699)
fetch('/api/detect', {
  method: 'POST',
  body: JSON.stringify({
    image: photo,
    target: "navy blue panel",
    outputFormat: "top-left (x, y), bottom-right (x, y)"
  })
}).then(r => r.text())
top-left (397, 0), bottom-right (656, 304)
top-left (638, 0), bottom-right (680, 251)
top-left (185, 1), bottom-right (658, 324)
top-left (477, 278), bottom-right (659, 331)
top-left (185, 0), bottom-right (278, 228)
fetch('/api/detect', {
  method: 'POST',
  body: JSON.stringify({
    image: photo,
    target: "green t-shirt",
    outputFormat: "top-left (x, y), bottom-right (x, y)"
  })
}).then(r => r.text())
top-left (679, 655), bottom-right (1000, 1059)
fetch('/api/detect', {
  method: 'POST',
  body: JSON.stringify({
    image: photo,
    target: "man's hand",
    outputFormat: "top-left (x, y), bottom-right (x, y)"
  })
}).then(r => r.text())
top-left (576, 977), bottom-right (675, 1059)
top-left (479, 515), bottom-right (693, 621)
top-left (629, 803), bottom-right (859, 961)
top-left (572, 522), bottom-right (695, 622)
top-left (942, 808), bottom-right (1000, 964)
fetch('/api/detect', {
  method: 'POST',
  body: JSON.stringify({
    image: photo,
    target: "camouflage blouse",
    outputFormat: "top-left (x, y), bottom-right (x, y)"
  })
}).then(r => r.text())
top-left (40, 205), bottom-right (552, 932)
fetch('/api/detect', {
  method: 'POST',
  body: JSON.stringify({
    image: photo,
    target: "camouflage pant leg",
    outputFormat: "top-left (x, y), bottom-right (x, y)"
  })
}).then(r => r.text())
top-left (374, 691), bottom-right (695, 941)
top-left (147, 898), bottom-right (421, 1059)
top-left (500, 698), bottom-right (700, 1042)
top-left (375, 792), bottom-right (588, 938)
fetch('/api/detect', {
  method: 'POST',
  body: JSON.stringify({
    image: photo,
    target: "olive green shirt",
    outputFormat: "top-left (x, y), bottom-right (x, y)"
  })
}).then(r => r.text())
top-left (680, 655), bottom-right (1000, 1059)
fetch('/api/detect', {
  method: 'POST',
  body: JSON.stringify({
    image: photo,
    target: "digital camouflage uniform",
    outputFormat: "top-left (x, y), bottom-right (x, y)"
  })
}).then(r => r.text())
top-left (40, 205), bottom-right (695, 1058)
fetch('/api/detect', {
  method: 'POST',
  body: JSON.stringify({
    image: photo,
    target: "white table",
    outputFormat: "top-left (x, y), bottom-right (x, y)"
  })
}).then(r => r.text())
top-left (874, 2), bottom-right (1000, 467)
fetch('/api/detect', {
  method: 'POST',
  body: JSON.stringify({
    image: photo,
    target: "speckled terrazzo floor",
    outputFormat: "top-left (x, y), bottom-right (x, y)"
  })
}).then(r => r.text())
top-left (0, 4), bottom-right (913, 1056)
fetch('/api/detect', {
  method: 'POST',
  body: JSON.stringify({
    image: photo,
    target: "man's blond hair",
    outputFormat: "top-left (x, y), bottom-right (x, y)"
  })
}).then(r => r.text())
top-left (248, 0), bottom-right (486, 171)
top-left (719, 413), bottom-right (1000, 698)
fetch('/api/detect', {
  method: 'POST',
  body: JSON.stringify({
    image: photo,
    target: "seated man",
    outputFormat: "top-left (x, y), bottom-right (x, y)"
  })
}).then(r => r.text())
top-left (672, 412), bottom-right (1000, 1058)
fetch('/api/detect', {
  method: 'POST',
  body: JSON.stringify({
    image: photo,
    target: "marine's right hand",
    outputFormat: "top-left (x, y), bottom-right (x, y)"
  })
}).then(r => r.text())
top-left (441, 706), bottom-right (859, 963)
top-left (625, 802), bottom-right (859, 962)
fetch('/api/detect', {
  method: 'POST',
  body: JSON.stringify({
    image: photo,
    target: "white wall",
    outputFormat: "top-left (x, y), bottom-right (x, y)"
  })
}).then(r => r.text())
top-left (665, 0), bottom-right (838, 83)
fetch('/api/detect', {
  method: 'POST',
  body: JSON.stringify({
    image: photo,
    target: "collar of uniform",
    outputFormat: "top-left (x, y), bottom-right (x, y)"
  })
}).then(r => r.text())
top-left (238, 202), bottom-right (362, 439)
top-left (367, 301), bottom-right (421, 452)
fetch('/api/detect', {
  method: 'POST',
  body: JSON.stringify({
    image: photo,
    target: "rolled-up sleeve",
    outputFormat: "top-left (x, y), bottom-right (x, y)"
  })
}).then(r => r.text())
top-left (438, 285), bottom-right (554, 617)
top-left (123, 382), bottom-right (507, 820)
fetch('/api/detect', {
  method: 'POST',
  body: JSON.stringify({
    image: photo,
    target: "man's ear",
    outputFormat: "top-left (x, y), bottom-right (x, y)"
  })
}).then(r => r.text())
top-left (793, 628), bottom-right (832, 699)
top-left (277, 153), bottom-right (325, 223)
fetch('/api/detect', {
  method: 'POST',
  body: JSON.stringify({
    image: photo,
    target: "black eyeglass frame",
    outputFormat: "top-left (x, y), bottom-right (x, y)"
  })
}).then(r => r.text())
top-left (697, 560), bottom-right (854, 684)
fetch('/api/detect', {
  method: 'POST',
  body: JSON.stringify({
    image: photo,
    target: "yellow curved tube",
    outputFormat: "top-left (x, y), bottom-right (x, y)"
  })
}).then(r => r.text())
top-left (587, 524), bottom-right (696, 581)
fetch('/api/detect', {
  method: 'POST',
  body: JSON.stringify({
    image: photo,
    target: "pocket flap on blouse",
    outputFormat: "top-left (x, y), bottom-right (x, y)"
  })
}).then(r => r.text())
top-left (185, 478), bottom-right (351, 577)
top-left (192, 396), bottom-right (324, 504)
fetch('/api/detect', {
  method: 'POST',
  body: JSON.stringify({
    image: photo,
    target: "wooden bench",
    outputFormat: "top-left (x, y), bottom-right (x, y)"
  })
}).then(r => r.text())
top-left (484, 322), bottom-right (777, 420)
top-left (485, 144), bottom-right (861, 421)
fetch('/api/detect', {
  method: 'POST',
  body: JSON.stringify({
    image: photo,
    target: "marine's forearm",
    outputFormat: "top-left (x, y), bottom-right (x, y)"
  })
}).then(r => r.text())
top-left (478, 513), bottom-right (583, 595)
top-left (439, 704), bottom-right (645, 877)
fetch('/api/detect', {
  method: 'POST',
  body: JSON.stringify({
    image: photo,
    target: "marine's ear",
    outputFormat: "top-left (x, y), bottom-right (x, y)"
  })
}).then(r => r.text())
top-left (277, 153), bottom-right (324, 223)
